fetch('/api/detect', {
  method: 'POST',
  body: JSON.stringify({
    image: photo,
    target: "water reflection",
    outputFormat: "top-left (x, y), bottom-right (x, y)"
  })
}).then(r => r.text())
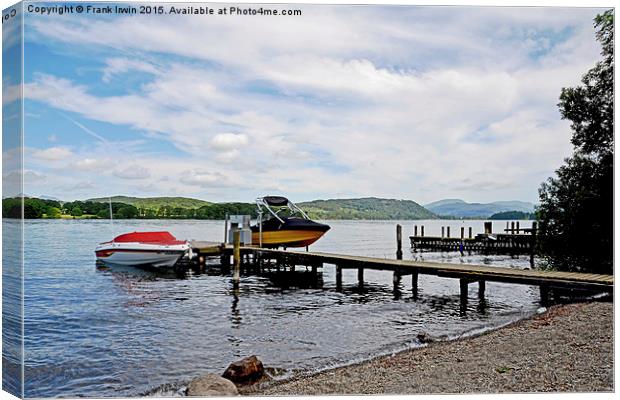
top-left (230, 283), bottom-right (242, 328)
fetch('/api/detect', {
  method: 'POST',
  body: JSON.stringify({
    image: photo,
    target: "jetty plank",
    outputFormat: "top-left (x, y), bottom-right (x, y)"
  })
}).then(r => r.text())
top-left (189, 241), bottom-right (223, 255)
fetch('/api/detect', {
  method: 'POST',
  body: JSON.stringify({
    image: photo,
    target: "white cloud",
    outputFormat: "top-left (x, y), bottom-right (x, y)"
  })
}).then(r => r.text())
top-left (114, 165), bottom-right (151, 180)
top-left (180, 169), bottom-right (229, 188)
top-left (70, 181), bottom-right (95, 190)
top-left (32, 146), bottom-right (74, 161)
top-left (102, 58), bottom-right (160, 82)
top-left (73, 158), bottom-right (112, 171)
top-left (215, 149), bottom-right (241, 163)
top-left (24, 170), bottom-right (47, 184)
top-left (209, 133), bottom-right (249, 151)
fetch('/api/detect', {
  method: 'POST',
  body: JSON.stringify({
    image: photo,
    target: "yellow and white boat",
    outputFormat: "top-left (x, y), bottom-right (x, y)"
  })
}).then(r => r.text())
top-left (252, 196), bottom-right (330, 248)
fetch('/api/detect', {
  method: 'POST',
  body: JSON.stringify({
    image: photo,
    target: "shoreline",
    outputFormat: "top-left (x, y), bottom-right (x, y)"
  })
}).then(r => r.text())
top-left (241, 300), bottom-right (613, 395)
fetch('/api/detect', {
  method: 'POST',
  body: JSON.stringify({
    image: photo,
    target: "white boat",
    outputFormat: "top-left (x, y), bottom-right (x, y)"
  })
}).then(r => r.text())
top-left (95, 231), bottom-right (191, 268)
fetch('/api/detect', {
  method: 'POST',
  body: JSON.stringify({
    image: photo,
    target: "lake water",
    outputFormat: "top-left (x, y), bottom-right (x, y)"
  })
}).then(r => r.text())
top-left (10, 219), bottom-right (541, 397)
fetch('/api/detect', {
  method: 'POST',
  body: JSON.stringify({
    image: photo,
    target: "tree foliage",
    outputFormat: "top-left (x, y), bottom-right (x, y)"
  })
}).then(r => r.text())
top-left (537, 10), bottom-right (613, 274)
top-left (489, 211), bottom-right (535, 220)
top-left (2, 197), bottom-right (63, 219)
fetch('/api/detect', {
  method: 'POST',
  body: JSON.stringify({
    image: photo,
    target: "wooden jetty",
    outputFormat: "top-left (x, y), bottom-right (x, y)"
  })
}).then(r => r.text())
top-left (410, 221), bottom-right (538, 256)
top-left (189, 227), bottom-right (613, 308)
top-left (240, 248), bottom-right (613, 304)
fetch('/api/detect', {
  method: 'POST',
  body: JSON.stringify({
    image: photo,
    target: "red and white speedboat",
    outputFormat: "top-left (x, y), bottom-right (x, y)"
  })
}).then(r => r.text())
top-left (95, 231), bottom-right (192, 268)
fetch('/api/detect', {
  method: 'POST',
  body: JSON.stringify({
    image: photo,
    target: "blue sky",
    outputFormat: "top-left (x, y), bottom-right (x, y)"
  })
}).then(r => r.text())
top-left (2, 1), bottom-right (607, 203)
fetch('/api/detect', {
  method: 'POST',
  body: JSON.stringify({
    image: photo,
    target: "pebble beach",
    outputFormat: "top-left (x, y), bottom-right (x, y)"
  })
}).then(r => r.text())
top-left (243, 300), bottom-right (613, 395)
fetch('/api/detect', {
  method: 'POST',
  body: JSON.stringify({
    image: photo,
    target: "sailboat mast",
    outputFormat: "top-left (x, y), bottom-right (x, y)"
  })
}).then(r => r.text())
top-left (109, 197), bottom-right (114, 242)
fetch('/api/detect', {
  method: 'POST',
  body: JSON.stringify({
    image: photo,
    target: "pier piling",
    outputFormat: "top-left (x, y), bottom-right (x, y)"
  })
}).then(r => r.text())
top-left (478, 280), bottom-right (486, 299)
top-left (460, 279), bottom-right (469, 306)
top-left (396, 224), bottom-right (403, 260)
top-left (393, 270), bottom-right (402, 288)
top-left (447, 226), bottom-right (450, 238)
top-left (233, 230), bottom-right (241, 283)
top-left (336, 265), bottom-right (343, 290)
top-left (411, 271), bottom-right (419, 300)
top-left (540, 284), bottom-right (550, 305)
top-left (530, 221), bottom-right (538, 267)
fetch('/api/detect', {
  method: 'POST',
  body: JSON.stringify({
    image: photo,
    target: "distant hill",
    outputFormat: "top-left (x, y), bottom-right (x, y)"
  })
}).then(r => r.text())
top-left (87, 196), bottom-right (212, 209)
top-left (299, 197), bottom-right (437, 220)
top-left (425, 199), bottom-right (535, 218)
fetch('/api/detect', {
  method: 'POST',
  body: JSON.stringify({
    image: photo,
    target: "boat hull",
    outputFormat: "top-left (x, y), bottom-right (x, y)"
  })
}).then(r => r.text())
top-left (251, 217), bottom-right (330, 248)
top-left (251, 229), bottom-right (327, 248)
top-left (95, 242), bottom-right (190, 268)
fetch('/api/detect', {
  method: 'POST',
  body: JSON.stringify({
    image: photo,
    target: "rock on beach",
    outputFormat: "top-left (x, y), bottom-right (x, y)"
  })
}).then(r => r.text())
top-left (223, 355), bottom-right (265, 383)
top-left (186, 374), bottom-right (238, 397)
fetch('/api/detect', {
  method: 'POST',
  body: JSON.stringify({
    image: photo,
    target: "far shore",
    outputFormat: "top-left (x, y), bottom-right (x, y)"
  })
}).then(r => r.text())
top-left (240, 300), bottom-right (613, 396)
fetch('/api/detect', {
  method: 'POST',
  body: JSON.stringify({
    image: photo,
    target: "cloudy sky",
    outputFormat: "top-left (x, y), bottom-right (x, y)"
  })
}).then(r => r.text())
top-left (3, 2), bottom-right (607, 203)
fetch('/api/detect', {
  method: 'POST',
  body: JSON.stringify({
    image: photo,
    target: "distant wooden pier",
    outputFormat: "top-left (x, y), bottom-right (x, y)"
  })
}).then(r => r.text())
top-left (410, 221), bottom-right (538, 257)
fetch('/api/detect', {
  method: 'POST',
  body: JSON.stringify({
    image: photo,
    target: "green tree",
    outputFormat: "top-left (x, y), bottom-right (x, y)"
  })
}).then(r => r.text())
top-left (45, 207), bottom-right (62, 218)
top-left (537, 10), bottom-right (613, 274)
top-left (97, 209), bottom-right (110, 219)
top-left (116, 205), bottom-right (139, 219)
top-left (2, 198), bottom-right (22, 218)
top-left (71, 207), bottom-right (83, 217)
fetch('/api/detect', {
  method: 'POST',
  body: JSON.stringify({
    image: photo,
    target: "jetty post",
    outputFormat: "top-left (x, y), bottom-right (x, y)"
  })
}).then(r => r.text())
top-left (530, 221), bottom-right (538, 267)
top-left (224, 214), bottom-right (229, 242)
top-left (441, 226), bottom-right (445, 238)
top-left (540, 284), bottom-right (550, 306)
top-left (469, 227), bottom-right (472, 239)
top-left (447, 226), bottom-right (450, 238)
top-left (358, 267), bottom-right (364, 288)
top-left (461, 227), bottom-right (464, 239)
top-left (393, 268), bottom-right (402, 290)
top-left (396, 224), bottom-right (403, 260)
top-left (460, 279), bottom-right (469, 307)
top-left (421, 225), bottom-right (425, 237)
top-left (336, 265), bottom-right (343, 290)
top-left (411, 270), bottom-right (419, 300)
top-left (414, 225), bottom-right (418, 237)
top-left (233, 230), bottom-right (241, 283)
